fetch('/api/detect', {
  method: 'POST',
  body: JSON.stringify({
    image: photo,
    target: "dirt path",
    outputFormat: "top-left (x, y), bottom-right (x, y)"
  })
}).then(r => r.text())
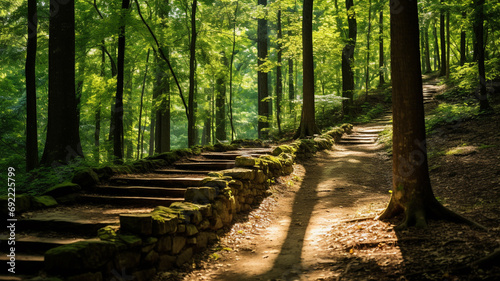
top-left (168, 122), bottom-right (393, 281)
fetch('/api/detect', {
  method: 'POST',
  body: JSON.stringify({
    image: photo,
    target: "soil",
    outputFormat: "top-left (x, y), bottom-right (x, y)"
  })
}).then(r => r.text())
top-left (154, 112), bottom-right (500, 281)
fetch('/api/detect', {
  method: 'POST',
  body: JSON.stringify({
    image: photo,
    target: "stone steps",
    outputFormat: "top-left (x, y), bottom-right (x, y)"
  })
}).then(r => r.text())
top-left (201, 152), bottom-right (261, 160)
top-left (17, 218), bottom-right (116, 237)
top-left (174, 161), bottom-right (235, 170)
top-left (0, 275), bottom-right (29, 281)
top-left (0, 254), bottom-right (44, 275)
top-left (95, 185), bottom-right (187, 198)
top-left (109, 177), bottom-right (204, 187)
top-left (0, 236), bottom-right (83, 254)
top-left (78, 194), bottom-right (184, 207)
top-left (153, 168), bottom-right (214, 175)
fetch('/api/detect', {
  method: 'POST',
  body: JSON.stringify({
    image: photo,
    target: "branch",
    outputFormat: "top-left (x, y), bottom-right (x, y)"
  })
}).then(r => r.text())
top-left (134, 0), bottom-right (189, 119)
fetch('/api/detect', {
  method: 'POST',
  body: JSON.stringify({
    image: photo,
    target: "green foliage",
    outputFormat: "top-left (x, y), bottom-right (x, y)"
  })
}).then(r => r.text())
top-left (425, 103), bottom-right (479, 133)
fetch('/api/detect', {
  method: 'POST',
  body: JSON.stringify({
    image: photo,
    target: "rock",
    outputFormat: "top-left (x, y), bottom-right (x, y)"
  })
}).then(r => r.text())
top-left (196, 232), bottom-right (209, 249)
top-left (132, 268), bottom-right (157, 281)
top-left (235, 156), bottom-right (256, 167)
top-left (67, 272), bottom-right (103, 281)
top-left (120, 214), bottom-right (152, 235)
top-left (169, 202), bottom-right (203, 225)
top-left (72, 169), bottom-right (100, 190)
top-left (172, 236), bottom-right (186, 254)
top-left (271, 145), bottom-right (296, 156)
top-left (151, 214), bottom-right (178, 235)
top-left (177, 224), bottom-right (186, 233)
top-left (184, 186), bottom-right (217, 203)
top-left (45, 241), bottom-right (117, 274)
top-left (142, 237), bottom-right (158, 253)
top-left (115, 250), bottom-right (141, 269)
top-left (222, 168), bottom-right (256, 180)
top-left (117, 234), bottom-right (142, 248)
top-left (97, 226), bottom-right (117, 241)
top-left (187, 237), bottom-right (197, 245)
top-left (144, 250), bottom-right (159, 263)
top-left (198, 219), bottom-right (210, 230)
top-left (31, 195), bottom-right (58, 209)
top-left (210, 214), bottom-right (223, 230)
top-left (176, 247), bottom-right (193, 267)
top-left (43, 182), bottom-right (81, 198)
top-left (158, 255), bottom-right (176, 271)
top-left (202, 177), bottom-right (228, 189)
top-left (186, 224), bottom-right (199, 236)
top-left (156, 236), bottom-right (172, 253)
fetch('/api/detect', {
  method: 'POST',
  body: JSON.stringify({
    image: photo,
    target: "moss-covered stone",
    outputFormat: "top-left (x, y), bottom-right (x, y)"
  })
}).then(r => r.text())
top-left (221, 168), bottom-right (255, 180)
top-left (235, 156), bottom-right (256, 167)
top-left (184, 186), bottom-right (217, 203)
top-left (120, 214), bottom-right (153, 235)
top-left (0, 194), bottom-right (32, 215)
top-left (43, 182), bottom-right (81, 198)
top-left (176, 247), bottom-right (193, 267)
top-left (31, 195), bottom-right (58, 209)
top-left (172, 236), bottom-right (186, 254)
top-left (45, 240), bottom-right (117, 274)
top-left (72, 168), bottom-right (100, 190)
top-left (201, 177), bottom-right (228, 189)
top-left (169, 202), bottom-right (203, 225)
top-left (271, 145), bottom-right (296, 156)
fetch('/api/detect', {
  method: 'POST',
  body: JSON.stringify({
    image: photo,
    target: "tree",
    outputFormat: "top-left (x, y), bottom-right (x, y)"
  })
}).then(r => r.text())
top-left (276, 6), bottom-right (283, 135)
top-left (294, 0), bottom-right (319, 138)
top-left (342, 0), bottom-right (357, 117)
top-left (215, 54), bottom-right (227, 142)
top-left (439, 0), bottom-right (447, 77)
top-left (188, 0), bottom-right (198, 147)
top-left (257, 0), bottom-right (269, 139)
top-left (473, 0), bottom-right (491, 112)
top-left (378, 0), bottom-right (483, 230)
top-left (41, 0), bottom-right (83, 166)
top-left (26, 0), bottom-right (38, 171)
top-left (112, 0), bottom-right (131, 162)
top-left (378, 4), bottom-right (385, 86)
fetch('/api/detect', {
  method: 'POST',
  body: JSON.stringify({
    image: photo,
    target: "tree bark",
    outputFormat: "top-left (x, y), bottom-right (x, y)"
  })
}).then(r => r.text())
top-left (26, 0), bottom-right (38, 171)
top-left (342, 0), bottom-right (357, 117)
top-left (473, 0), bottom-right (491, 112)
top-left (460, 12), bottom-right (466, 66)
top-left (187, 0), bottom-right (198, 147)
top-left (439, 0), bottom-right (446, 77)
top-left (379, 0), bottom-right (484, 230)
top-left (446, 11), bottom-right (450, 79)
top-left (137, 49), bottom-right (150, 159)
top-left (41, 0), bottom-right (83, 166)
top-left (276, 7), bottom-right (283, 135)
top-left (424, 24), bottom-right (432, 73)
top-left (378, 9), bottom-right (385, 86)
top-left (433, 19), bottom-right (440, 70)
top-left (257, 0), bottom-right (269, 139)
top-left (364, 0), bottom-right (372, 100)
top-left (229, 1), bottom-right (239, 141)
top-left (294, 0), bottom-right (319, 138)
top-left (112, 0), bottom-right (130, 162)
top-left (216, 54), bottom-right (227, 142)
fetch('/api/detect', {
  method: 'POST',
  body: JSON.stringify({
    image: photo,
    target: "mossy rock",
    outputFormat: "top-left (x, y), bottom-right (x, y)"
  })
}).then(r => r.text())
top-left (271, 145), bottom-right (296, 156)
top-left (45, 240), bottom-right (117, 274)
top-left (32, 195), bottom-right (58, 209)
top-left (340, 123), bottom-right (353, 134)
top-left (235, 156), bottom-right (256, 167)
top-left (231, 139), bottom-right (265, 147)
top-left (72, 168), bottom-right (100, 189)
top-left (44, 182), bottom-right (81, 198)
top-left (174, 148), bottom-right (195, 157)
top-left (0, 194), bottom-right (32, 215)
top-left (214, 143), bottom-right (238, 152)
top-left (325, 127), bottom-right (344, 142)
top-left (314, 137), bottom-right (333, 150)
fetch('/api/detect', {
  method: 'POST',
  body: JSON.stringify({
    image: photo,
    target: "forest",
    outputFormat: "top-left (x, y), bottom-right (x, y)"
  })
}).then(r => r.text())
top-left (1, 0), bottom-right (500, 280)
top-left (1, 0), bottom-right (499, 176)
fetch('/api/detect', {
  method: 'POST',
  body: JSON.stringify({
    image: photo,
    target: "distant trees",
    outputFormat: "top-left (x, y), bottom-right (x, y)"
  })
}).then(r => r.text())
top-left (40, 0), bottom-right (83, 166)
top-left (341, 0), bottom-right (357, 117)
top-left (257, 0), bottom-right (269, 139)
top-left (473, 0), bottom-right (492, 112)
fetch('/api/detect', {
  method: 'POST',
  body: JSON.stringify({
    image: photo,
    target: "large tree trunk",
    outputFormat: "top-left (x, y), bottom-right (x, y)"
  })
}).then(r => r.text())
top-left (113, 0), bottom-right (130, 162)
top-left (446, 11), bottom-right (450, 79)
top-left (187, 0), bottom-right (198, 147)
top-left (432, 19), bottom-right (440, 71)
top-left (424, 24), bottom-right (432, 73)
top-left (276, 8), bottom-right (283, 135)
top-left (473, 0), bottom-right (491, 112)
top-left (137, 49), bottom-right (150, 159)
top-left (229, 1), bottom-right (239, 141)
top-left (460, 12), bottom-right (466, 66)
top-left (154, 54), bottom-right (171, 154)
top-left (379, 0), bottom-right (483, 230)
top-left (294, 0), bottom-right (319, 138)
top-left (26, 0), bottom-right (38, 171)
top-left (41, 0), bottom-right (83, 166)
top-left (257, 0), bottom-right (269, 139)
top-left (342, 0), bottom-right (357, 117)
top-left (364, 0), bottom-right (372, 100)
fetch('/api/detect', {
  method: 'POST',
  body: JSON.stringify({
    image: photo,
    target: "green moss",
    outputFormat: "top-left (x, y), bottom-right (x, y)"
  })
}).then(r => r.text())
top-left (32, 195), bottom-right (58, 209)
top-left (271, 145), bottom-right (296, 156)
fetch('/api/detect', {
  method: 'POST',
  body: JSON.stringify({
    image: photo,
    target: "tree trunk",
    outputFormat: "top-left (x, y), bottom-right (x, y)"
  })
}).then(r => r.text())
top-left (342, 0), bottom-right (357, 117)
top-left (229, 1), bottom-right (239, 141)
top-left (433, 19), bottom-right (440, 70)
top-left (379, 0), bottom-right (483, 230)
top-left (41, 0), bottom-right (83, 166)
top-left (446, 11), bottom-right (450, 79)
top-left (364, 0), bottom-right (372, 100)
top-left (154, 53), bottom-right (171, 154)
top-left (26, 0), bottom-right (38, 171)
top-left (276, 7), bottom-right (283, 135)
top-left (216, 54), bottom-right (227, 142)
top-left (137, 49), bottom-right (150, 159)
top-left (257, 0), bottom-right (269, 139)
top-left (424, 24), bottom-right (432, 73)
top-left (113, 0), bottom-right (130, 162)
top-left (294, 0), bottom-right (319, 138)
top-left (378, 9), bottom-right (385, 86)
top-left (439, 0), bottom-right (446, 77)
top-left (460, 12), bottom-right (466, 66)
top-left (188, 0), bottom-right (198, 147)
top-left (473, 0), bottom-right (491, 112)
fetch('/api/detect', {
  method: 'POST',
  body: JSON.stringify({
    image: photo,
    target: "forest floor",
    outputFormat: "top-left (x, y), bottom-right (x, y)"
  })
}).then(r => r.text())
top-left (154, 106), bottom-right (500, 279)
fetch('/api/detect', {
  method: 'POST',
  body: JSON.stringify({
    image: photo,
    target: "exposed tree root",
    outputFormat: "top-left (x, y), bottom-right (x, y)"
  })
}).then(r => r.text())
top-left (376, 194), bottom-right (487, 231)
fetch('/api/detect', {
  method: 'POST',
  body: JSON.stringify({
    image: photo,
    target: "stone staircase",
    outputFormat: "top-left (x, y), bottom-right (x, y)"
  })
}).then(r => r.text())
top-left (0, 147), bottom-right (271, 280)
